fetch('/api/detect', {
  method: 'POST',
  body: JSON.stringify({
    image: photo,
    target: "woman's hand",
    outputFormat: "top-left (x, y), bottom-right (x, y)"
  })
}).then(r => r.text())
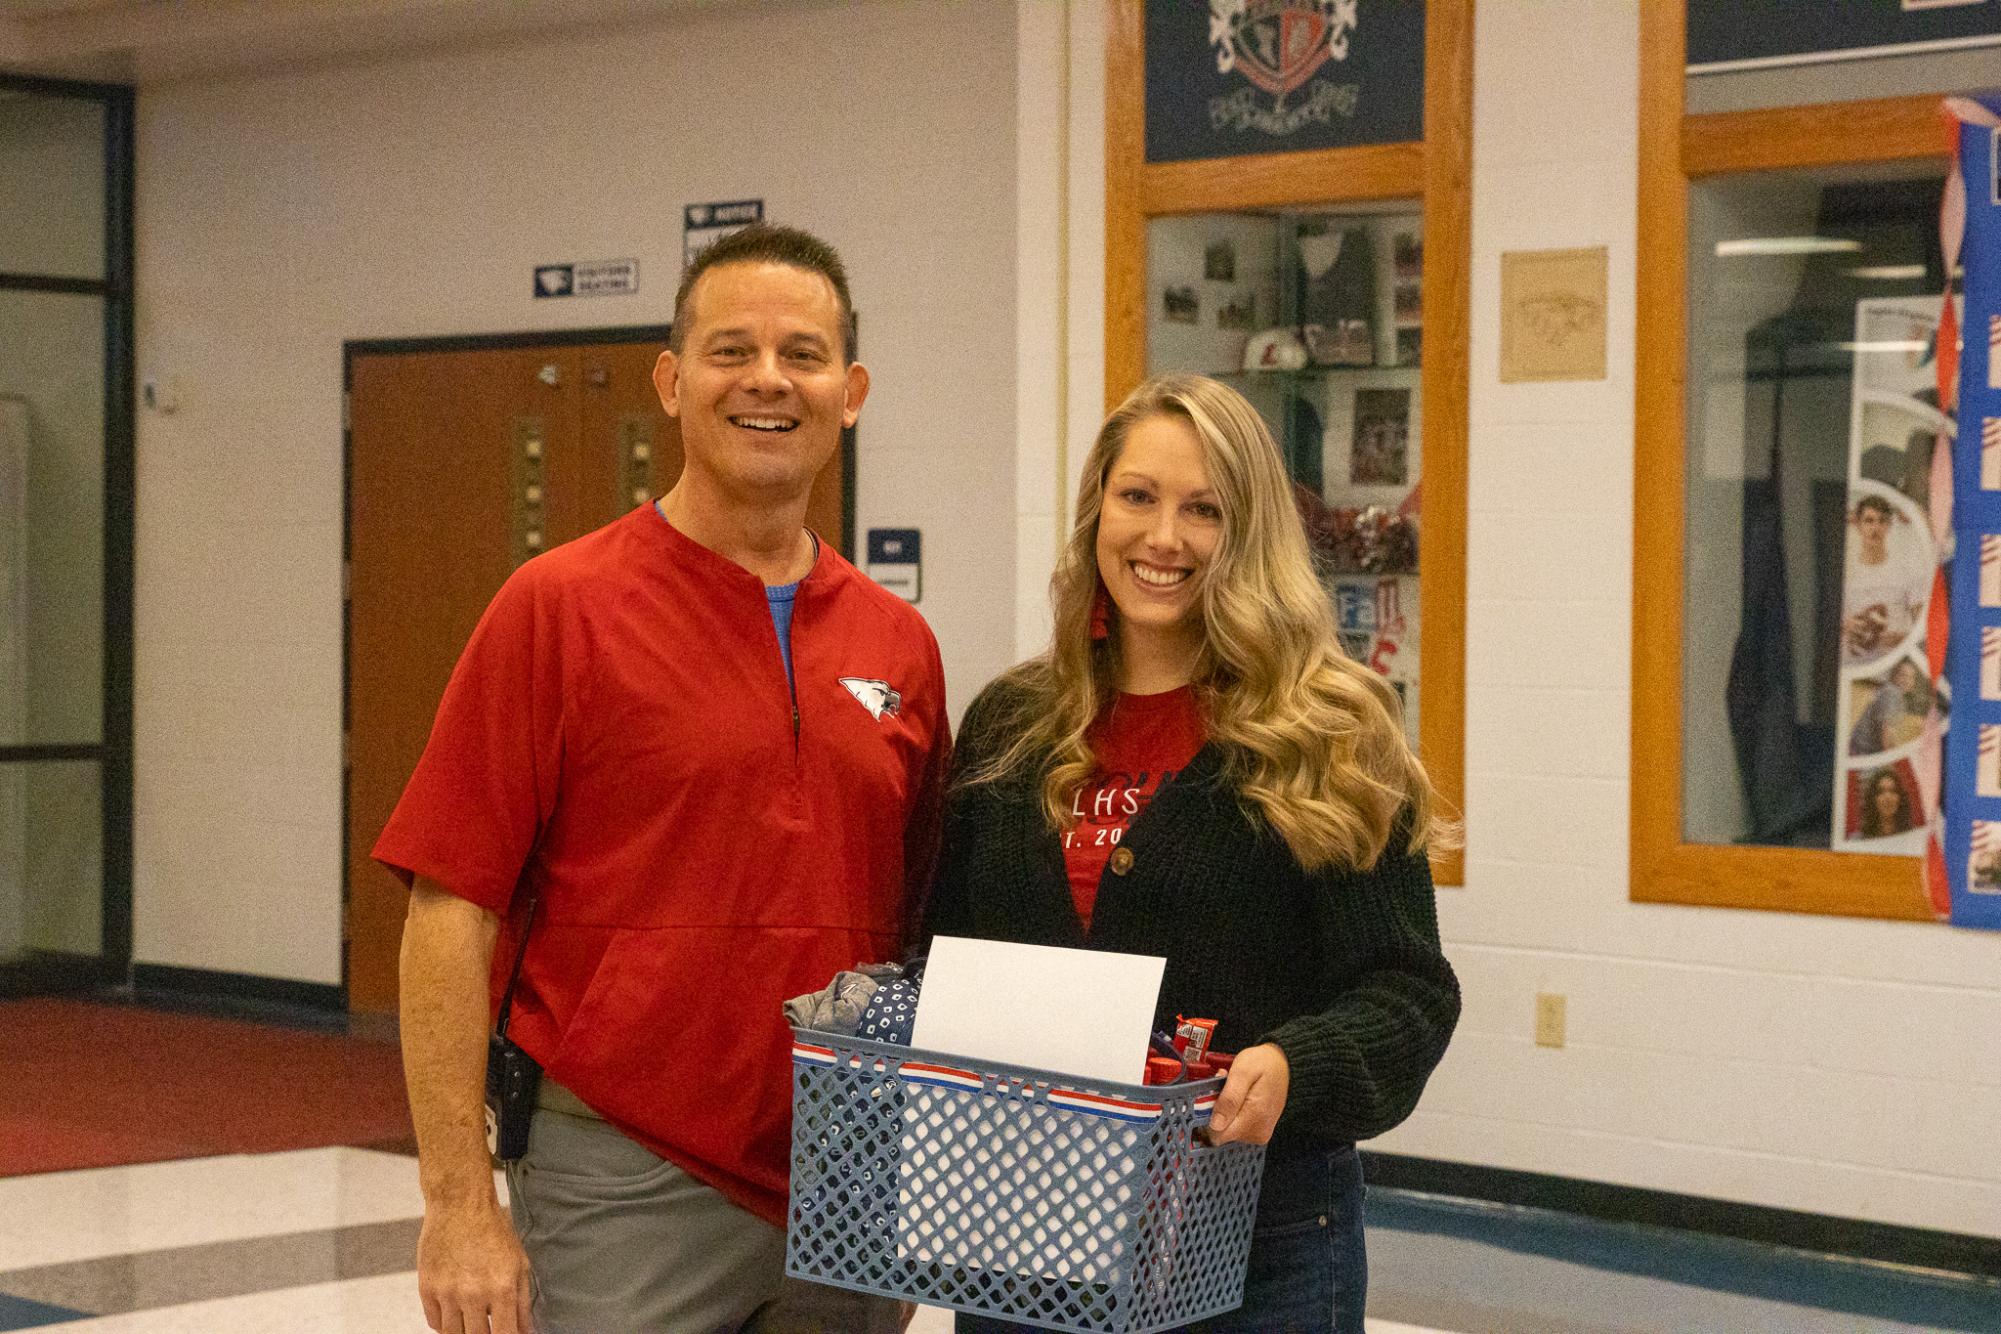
top-left (1206, 1043), bottom-right (1289, 1146)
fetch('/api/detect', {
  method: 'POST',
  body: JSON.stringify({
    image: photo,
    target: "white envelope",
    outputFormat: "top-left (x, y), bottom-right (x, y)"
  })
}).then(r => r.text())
top-left (911, 935), bottom-right (1166, 1085)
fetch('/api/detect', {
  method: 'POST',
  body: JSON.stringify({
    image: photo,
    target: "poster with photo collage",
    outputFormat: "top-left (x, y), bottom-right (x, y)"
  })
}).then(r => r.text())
top-left (1942, 105), bottom-right (2001, 930)
top-left (1830, 298), bottom-right (1948, 857)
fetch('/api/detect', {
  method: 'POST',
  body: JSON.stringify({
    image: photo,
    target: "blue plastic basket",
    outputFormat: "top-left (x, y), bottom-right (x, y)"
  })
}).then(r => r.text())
top-left (786, 1028), bottom-right (1266, 1333)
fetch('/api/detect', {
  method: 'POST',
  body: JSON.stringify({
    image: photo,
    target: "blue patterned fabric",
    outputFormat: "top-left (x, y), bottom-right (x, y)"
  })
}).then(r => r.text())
top-left (857, 976), bottom-right (919, 1045)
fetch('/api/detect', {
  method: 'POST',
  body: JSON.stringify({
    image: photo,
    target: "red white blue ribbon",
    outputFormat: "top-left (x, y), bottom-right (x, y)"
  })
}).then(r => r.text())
top-left (792, 1045), bottom-right (1216, 1125)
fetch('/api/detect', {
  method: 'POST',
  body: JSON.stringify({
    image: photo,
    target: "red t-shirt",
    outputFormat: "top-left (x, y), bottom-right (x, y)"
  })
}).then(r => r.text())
top-left (372, 506), bottom-right (950, 1225)
top-left (1062, 686), bottom-right (1207, 932)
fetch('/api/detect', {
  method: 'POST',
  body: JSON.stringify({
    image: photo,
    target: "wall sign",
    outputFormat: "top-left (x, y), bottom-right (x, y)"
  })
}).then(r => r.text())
top-left (1144, 0), bottom-right (1425, 165)
top-left (532, 259), bottom-right (638, 299)
top-left (1687, 0), bottom-right (2001, 74)
top-left (865, 528), bottom-right (921, 603)
top-left (684, 199), bottom-right (764, 268)
top-left (1498, 247), bottom-right (1607, 384)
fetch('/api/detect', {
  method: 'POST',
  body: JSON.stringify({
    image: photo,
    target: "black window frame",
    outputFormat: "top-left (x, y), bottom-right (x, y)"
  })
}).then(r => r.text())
top-left (0, 71), bottom-right (135, 996)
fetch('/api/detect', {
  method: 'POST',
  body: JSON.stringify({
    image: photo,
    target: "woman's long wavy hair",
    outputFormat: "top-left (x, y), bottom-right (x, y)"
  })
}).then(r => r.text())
top-left (968, 374), bottom-right (1451, 871)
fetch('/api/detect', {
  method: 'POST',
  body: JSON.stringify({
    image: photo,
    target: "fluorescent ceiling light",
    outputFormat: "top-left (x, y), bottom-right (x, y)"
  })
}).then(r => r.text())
top-left (1845, 264), bottom-right (1927, 280)
top-left (1715, 237), bottom-right (1864, 256)
top-left (1835, 340), bottom-right (1929, 354)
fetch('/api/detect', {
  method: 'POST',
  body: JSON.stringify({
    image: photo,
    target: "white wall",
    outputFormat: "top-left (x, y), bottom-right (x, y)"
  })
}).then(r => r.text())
top-left (1012, 0), bottom-right (1106, 658)
top-left (132, 0), bottom-right (1019, 984)
top-left (1357, 0), bottom-right (2001, 1240)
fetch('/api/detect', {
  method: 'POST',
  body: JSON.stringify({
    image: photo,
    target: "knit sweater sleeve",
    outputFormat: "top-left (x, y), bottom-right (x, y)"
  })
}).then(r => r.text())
top-left (1260, 835), bottom-right (1460, 1144)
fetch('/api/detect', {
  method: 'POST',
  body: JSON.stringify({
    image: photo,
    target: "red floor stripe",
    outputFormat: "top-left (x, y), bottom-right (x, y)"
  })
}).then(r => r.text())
top-left (1, 998), bottom-right (411, 1176)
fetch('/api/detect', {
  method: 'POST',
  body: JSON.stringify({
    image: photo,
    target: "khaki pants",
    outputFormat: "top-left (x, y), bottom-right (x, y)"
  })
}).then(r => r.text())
top-left (505, 1086), bottom-right (905, 1334)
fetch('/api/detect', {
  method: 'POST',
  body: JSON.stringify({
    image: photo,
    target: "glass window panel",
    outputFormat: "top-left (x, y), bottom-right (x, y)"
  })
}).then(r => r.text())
top-left (1145, 206), bottom-right (1425, 744)
top-left (0, 289), bottom-right (105, 747)
top-left (0, 759), bottom-right (102, 965)
top-left (1682, 161), bottom-right (1946, 852)
top-left (0, 91), bottom-right (105, 281)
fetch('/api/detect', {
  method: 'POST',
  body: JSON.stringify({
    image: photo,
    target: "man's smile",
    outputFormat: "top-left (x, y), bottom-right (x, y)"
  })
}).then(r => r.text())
top-left (729, 414), bottom-right (798, 433)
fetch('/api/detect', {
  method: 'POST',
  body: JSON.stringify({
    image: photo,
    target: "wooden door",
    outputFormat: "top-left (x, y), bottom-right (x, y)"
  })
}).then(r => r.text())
top-left (346, 338), bottom-right (662, 1014)
top-left (345, 335), bottom-right (848, 1014)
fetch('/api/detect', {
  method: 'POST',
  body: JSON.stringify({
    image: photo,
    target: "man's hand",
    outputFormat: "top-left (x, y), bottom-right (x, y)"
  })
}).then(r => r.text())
top-left (1206, 1043), bottom-right (1290, 1146)
top-left (416, 1197), bottom-right (534, 1334)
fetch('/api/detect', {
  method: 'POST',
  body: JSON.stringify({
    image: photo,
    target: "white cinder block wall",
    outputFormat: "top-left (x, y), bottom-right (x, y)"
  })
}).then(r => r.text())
top-left (1361, 1), bottom-right (2001, 1238)
top-left (132, 0), bottom-right (1020, 986)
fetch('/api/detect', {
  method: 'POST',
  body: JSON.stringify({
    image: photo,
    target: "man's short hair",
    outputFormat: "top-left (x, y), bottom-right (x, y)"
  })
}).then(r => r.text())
top-left (670, 224), bottom-right (857, 363)
top-left (1856, 494), bottom-right (1894, 521)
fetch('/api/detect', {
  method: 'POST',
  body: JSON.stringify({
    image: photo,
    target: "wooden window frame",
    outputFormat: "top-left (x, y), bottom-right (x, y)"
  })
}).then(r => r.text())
top-left (1631, 5), bottom-right (1951, 921)
top-left (1104, 0), bottom-right (1472, 885)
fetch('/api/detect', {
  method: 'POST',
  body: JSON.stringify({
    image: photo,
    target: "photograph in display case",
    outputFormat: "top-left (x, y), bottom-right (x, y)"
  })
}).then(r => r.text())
top-left (1162, 285), bottom-right (1199, 324)
top-left (1204, 239), bottom-right (1236, 282)
top-left (1971, 821), bottom-right (2001, 896)
top-left (1839, 488), bottom-right (1930, 667)
top-left (1350, 388), bottom-right (1410, 486)
top-left (1845, 655), bottom-right (1929, 756)
top-left (1395, 327), bottom-right (1422, 366)
top-left (1394, 231), bottom-right (1422, 278)
top-left (1844, 760), bottom-right (1923, 840)
top-left (1393, 282), bottom-right (1422, 325)
top-left (1217, 292), bottom-right (1255, 330)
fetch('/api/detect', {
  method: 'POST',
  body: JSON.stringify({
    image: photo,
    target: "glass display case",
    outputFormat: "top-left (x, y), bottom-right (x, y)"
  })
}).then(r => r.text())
top-left (1146, 207), bottom-right (1425, 742)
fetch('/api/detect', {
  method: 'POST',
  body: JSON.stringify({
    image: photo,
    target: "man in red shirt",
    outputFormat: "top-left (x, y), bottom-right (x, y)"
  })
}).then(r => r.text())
top-left (378, 224), bottom-right (949, 1334)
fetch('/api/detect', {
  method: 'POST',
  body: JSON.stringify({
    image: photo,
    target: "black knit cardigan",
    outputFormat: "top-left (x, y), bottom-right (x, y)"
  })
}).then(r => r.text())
top-left (921, 681), bottom-right (1461, 1155)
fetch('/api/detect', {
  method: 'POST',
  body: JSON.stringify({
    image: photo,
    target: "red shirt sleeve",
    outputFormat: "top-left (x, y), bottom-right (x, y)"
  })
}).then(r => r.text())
top-left (371, 562), bottom-right (571, 915)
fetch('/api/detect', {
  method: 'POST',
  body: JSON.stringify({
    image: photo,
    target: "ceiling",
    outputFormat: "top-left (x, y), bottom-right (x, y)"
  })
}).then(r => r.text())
top-left (0, 0), bottom-right (731, 86)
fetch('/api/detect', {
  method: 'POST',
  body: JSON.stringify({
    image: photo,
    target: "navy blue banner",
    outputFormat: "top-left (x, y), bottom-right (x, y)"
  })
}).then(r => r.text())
top-left (1688, 1), bottom-right (2001, 72)
top-left (1944, 106), bottom-right (2001, 931)
top-left (1144, 0), bottom-right (1424, 164)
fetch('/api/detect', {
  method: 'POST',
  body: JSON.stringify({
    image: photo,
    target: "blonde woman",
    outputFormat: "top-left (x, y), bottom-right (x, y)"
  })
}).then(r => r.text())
top-left (924, 374), bottom-right (1460, 1333)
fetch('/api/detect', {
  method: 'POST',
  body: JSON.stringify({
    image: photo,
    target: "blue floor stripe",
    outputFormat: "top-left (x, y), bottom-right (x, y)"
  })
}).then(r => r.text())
top-left (0, 1293), bottom-right (91, 1331)
top-left (1368, 1187), bottom-right (2001, 1333)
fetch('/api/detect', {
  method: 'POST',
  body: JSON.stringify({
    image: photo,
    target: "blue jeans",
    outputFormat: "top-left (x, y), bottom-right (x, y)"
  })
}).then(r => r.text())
top-left (955, 1144), bottom-right (1367, 1334)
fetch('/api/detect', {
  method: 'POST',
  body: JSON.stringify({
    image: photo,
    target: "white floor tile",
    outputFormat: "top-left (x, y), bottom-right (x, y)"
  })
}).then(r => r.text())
top-left (30, 1272), bottom-right (432, 1332)
top-left (0, 1149), bottom-right (440, 1270)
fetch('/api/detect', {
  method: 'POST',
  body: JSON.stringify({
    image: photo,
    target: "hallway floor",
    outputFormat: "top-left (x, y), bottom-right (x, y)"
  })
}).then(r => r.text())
top-left (2, 1146), bottom-right (1994, 1332)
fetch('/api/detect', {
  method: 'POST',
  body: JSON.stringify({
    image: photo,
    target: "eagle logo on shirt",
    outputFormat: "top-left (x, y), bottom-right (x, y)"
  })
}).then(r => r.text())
top-left (839, 677), bottom-right (902, 721)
